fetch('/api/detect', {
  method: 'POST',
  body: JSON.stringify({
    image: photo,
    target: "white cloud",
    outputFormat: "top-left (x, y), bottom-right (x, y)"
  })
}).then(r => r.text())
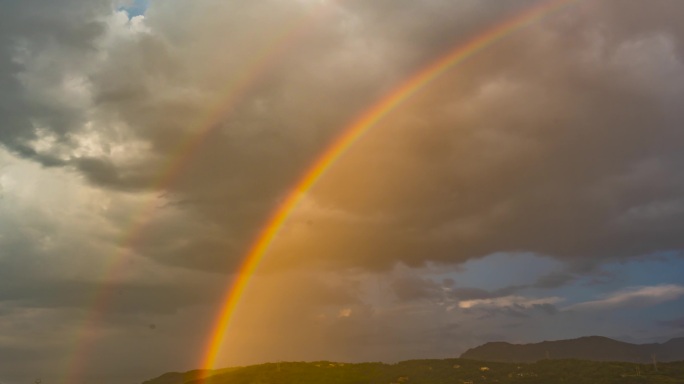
top-left (566, 284), bottom-right (684, 311)
top-left (458, 295), bottom-right (563, 309)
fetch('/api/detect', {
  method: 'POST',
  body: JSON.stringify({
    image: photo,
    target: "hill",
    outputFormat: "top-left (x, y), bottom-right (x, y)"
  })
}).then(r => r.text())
top-left (142, 358), bottom-right (684, 384)
top-left (460, 336), bottom-right (684, 363)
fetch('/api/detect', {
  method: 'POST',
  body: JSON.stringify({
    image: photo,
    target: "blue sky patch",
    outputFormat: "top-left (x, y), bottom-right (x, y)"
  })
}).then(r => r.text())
top-left (118, 0), bottom-right (148, 18)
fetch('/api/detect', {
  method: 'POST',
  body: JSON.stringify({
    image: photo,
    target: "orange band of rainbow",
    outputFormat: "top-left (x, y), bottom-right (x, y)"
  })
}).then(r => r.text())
top-left (200, 0), bottom-right (581, 373)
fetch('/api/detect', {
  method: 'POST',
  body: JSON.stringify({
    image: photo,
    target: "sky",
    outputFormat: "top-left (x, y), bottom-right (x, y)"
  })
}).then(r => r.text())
top-left (1, 0), bottom-right (684, 383)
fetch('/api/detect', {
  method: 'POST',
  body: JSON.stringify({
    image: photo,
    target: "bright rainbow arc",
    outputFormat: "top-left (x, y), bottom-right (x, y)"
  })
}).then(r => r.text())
top-left (200, 0), bottom-right (581, 373)
top-left (60, 3), bottom-right (343, 384)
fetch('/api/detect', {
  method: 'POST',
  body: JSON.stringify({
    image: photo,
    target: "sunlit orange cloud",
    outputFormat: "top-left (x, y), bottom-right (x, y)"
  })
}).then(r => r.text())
top-left (200, 0), bottom-right (582, 375)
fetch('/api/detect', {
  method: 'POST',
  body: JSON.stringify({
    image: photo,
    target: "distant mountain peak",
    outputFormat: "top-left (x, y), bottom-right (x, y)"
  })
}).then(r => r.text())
top-left (460, 336), bottom-right (684, 363)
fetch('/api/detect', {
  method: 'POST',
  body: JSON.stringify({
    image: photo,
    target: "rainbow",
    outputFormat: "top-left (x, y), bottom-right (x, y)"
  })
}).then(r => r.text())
top-left (199, 0), bottom-right (582, 374)
top-left (59, 2), bottom-right (342, 383)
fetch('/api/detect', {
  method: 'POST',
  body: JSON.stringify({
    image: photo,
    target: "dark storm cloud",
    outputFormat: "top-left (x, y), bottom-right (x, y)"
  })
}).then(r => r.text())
top-left (72, 156), bottom-right (156, 191)
top-left (0, 0), bottom-right (109, 158)
top-left (292, 0), bottom-right (684, 271)
top-left (0, 198), bottom-right (219, 317)
top-left (5, 0), bottom-right (684, 274)
top-left (50, 0), bottom-right (407, 270)
top-left (0, 279), bottom-right (214, 314)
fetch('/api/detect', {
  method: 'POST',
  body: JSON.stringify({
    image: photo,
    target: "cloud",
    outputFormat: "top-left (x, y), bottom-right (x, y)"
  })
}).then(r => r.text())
top-left (533, 270), bottom-right (578, 289)
top-left (458, 295), bottom-right (563, 310)
top-left (1, 0), bottom-right (684, 275)
top-left (658, 316), bottom-right (684, 329)
top-left (566, 284), bottom-right (684, 311)
top-left (390, 275), bottom-right (441, 301)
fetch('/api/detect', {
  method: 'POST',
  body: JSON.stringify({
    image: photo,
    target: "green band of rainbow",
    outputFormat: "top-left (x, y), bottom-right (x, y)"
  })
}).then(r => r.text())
top-left (200, 0), bottom-right (581, 373)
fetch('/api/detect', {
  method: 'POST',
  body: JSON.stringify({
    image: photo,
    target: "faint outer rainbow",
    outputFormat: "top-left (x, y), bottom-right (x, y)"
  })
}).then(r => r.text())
top-left (59, 3), bottom-right (342, 384)
top-left (200, 0), bottom-right (581, 373)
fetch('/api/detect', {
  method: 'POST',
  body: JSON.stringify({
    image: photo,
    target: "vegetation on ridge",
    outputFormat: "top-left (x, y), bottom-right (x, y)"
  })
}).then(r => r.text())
top-left (143, 358), bottom-right (684, 384)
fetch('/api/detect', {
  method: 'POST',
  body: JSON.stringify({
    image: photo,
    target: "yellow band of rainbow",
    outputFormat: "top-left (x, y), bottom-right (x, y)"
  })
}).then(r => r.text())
top-left (200, 0), bottom-right (581, 373)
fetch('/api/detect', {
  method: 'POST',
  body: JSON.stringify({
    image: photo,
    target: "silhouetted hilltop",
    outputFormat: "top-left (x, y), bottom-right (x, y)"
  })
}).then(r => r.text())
top-left (460, 336), bottom-right (684, 363)
top-left (141, 369), bottom-right (212, 384)
top-left (141, 359), bottom-right (684, 384)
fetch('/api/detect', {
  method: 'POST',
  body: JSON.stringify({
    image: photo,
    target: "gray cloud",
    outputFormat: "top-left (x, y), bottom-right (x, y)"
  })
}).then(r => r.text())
top-left (658, 316), bottom-right (684, 329)
top-left (4, 0), bottom-right (684, 273)
top-left (390, 275), bottom-right (442, 301)
top-left (0, 0), bottom-right (110, 159)
top-left (533, 271), bottom-right (577, 289)
top-left (0, 278), bottom-right (215, 314)
top-left (565, 284), bottom-right (684, 311)
top-left (533, 303), bottom-right (559, 315)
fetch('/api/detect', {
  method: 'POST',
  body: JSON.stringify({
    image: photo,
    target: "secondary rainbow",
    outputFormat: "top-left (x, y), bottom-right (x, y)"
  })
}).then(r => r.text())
top-left (200, 0), bottom-right (582, 374)
top-left (59, 3), bottom-right (342, 384)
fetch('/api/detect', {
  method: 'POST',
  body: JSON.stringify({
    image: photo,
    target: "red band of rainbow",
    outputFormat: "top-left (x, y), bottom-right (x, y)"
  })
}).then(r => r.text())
top-left (199, 0), bottom-right (581, 374)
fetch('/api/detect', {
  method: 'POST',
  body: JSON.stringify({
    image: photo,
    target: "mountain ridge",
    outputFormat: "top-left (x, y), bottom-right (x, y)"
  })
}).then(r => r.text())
top-left (141, 336), bottom-right (684, 384)
top-left (142, 358), bottom-right (684, 384)
top-left (460, 335), bottom-right (684, 363)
